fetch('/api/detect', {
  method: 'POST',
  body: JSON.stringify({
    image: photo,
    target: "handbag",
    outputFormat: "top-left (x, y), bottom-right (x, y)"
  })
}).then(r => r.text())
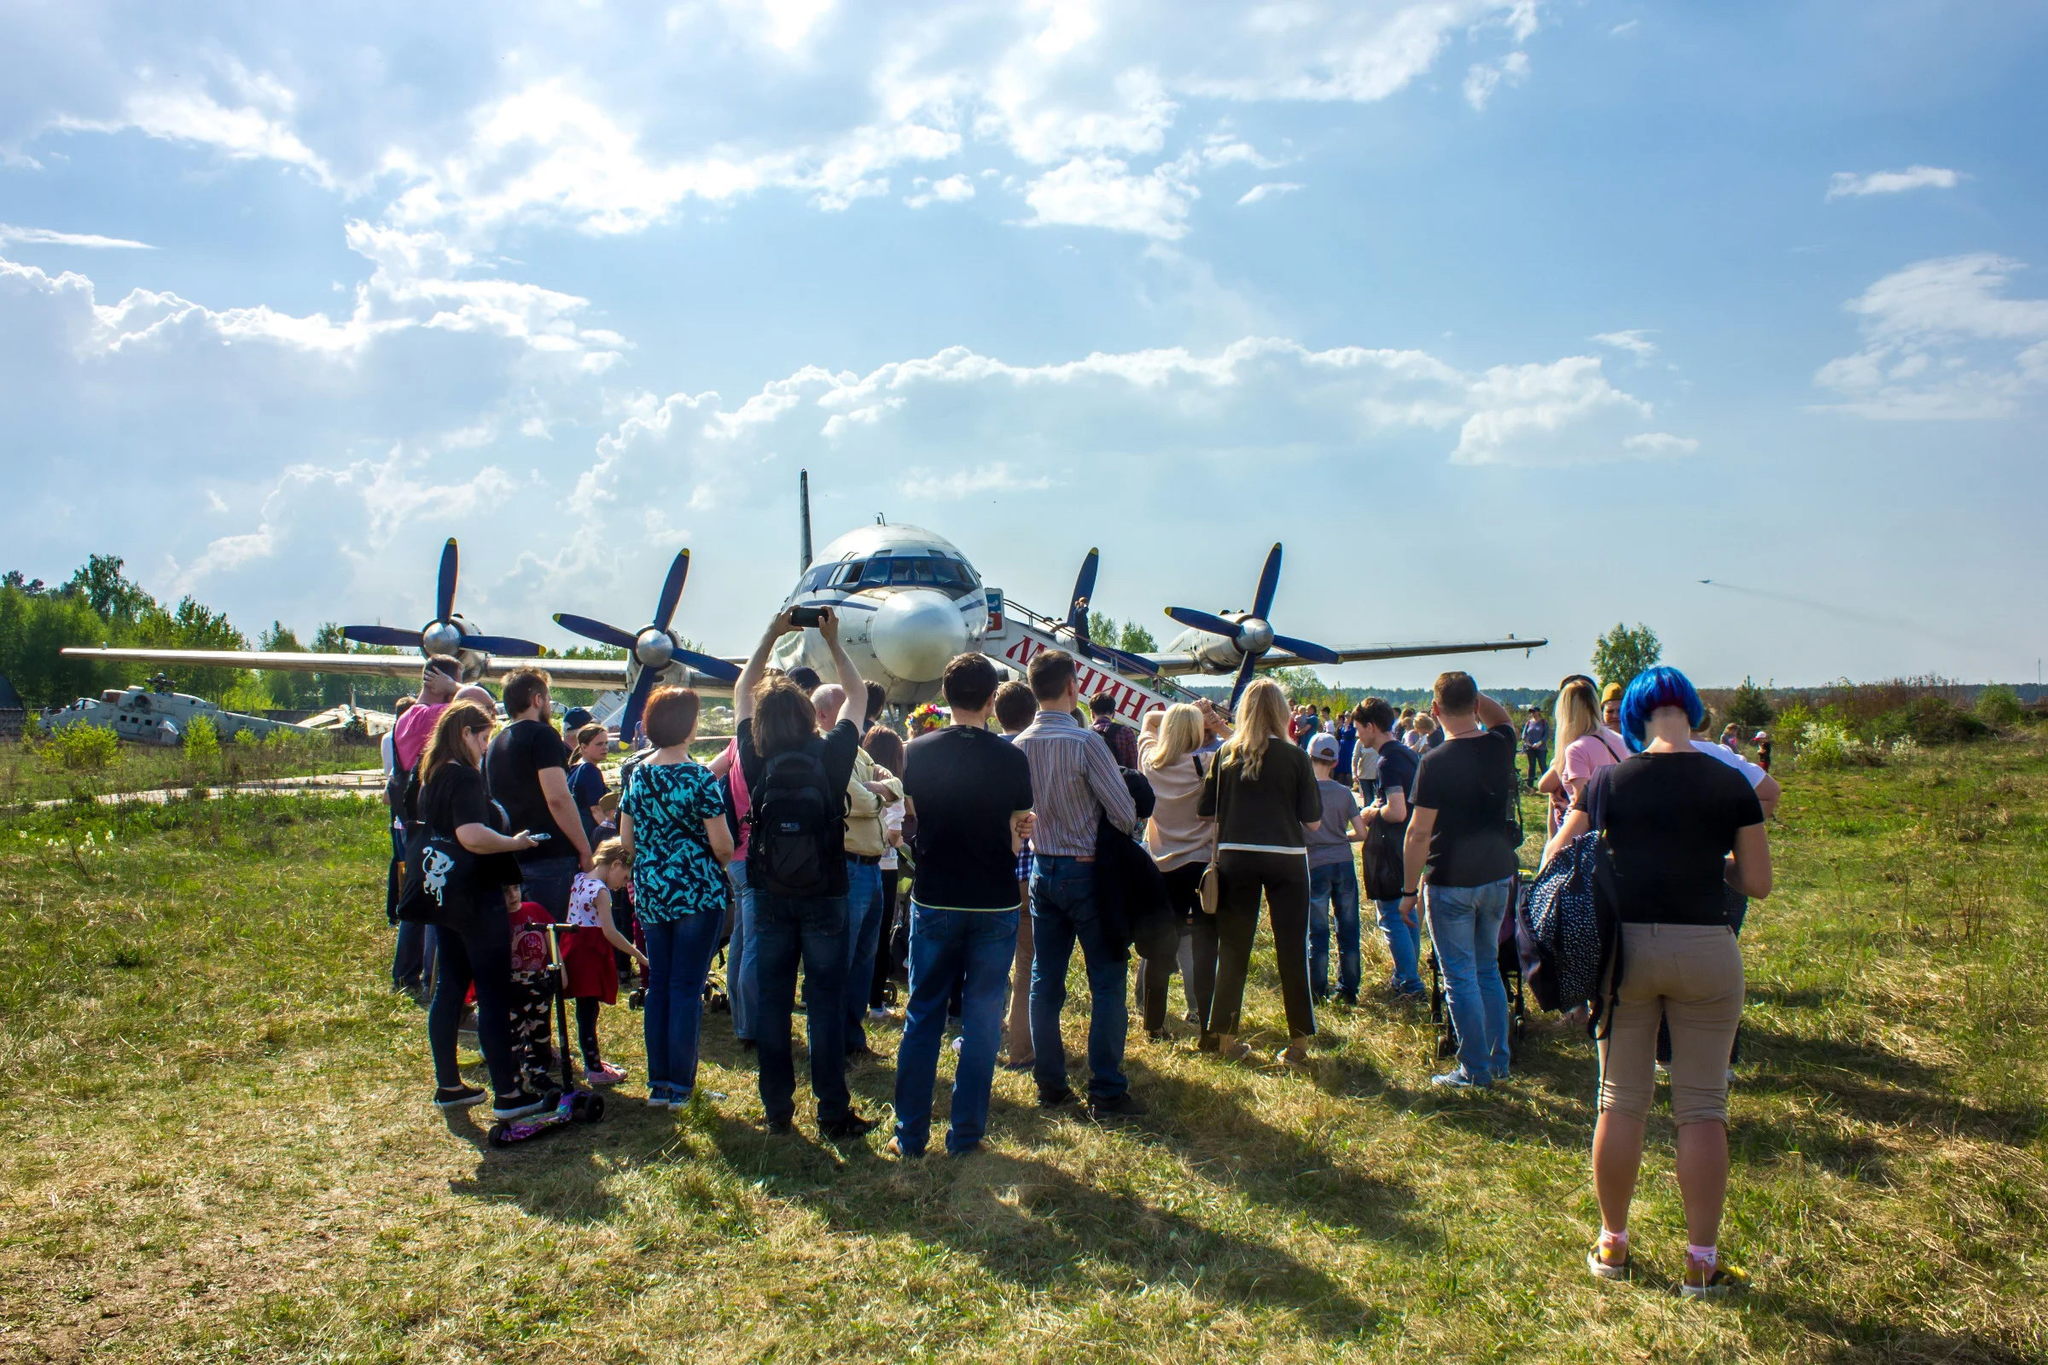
top-left (393, 822), bottom-right (478, 925)
top-left (1192, 753), bottom-right (1221, 914)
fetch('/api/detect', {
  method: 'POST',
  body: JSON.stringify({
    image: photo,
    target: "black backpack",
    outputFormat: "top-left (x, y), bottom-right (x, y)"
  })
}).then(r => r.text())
top-left (747, 746), bottom-right (844, 897)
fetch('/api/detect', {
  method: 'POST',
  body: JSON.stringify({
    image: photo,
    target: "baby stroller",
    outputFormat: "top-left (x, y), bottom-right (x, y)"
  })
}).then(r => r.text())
top-left (1425, 874), bottom-right (1530, 1062)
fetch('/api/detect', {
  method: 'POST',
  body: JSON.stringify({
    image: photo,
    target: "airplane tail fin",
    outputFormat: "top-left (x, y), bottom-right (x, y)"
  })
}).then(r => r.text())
top-left (799, 469), bottom-right (814, 574)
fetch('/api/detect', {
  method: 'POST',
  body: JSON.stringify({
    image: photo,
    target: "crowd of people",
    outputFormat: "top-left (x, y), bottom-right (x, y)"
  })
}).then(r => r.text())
top-left (381, 615), bottom-right (1773, 1299)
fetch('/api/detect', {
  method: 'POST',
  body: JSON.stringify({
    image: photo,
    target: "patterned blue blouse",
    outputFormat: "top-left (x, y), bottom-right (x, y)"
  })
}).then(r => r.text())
top-left (619, 760), bottom-right (728, 924)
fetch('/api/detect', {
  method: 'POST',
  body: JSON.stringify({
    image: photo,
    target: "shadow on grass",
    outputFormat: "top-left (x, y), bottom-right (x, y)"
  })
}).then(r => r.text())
top-left (700, 1107), bottom-right (1385, 1340)
top-left (1769, 1296), bottom-right (2044, 1365)
top-left (1737, 1027), bottom-right (2046, 1146)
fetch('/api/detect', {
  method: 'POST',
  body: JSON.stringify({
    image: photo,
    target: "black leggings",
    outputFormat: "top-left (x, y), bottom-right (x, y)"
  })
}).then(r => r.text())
top-left (576, 997), bottom-right (603, 1068)
top-left (427, 904), bottom-right (518, 1097)
top-left (871, 870), bottom-right (900, 1008)
top-left (1202, 850), bottom-right (1314, 1040)
top-left (1139, 861), bottom-right (1212, 1033)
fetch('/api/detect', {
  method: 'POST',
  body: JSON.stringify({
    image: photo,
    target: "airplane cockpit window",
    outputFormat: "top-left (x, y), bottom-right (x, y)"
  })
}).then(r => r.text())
top-left (798, 563), bottom-right (835, 592)
top-left (830, 561), bottom-right (866, 588)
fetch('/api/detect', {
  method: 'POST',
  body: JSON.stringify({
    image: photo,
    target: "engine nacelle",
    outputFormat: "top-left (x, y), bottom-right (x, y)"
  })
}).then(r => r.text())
top-left (1163, 617), bottom-right (1249, 675)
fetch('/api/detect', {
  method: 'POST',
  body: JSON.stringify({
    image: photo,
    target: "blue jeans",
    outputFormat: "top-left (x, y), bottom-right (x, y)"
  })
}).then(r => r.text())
top-left (843, 859), bottom-right (885, 1048)
top-left (1426, 878), bottom-right (1514, 1081)
top-left (643, 911), bottom-right (724, 1101)
top-left (519, 855), bottom-right (578, 921)
top-left (893, 902), bottom-right (1018, 1155)
top-left (1028, 855), bottom-right (1128, 1101)
top-left (727, 863), bottom-right (757, 1041)
top-left (1375, 897), bottom-right (1424, 995)
top-left (1308, 860), bottom-right (1362, 999)
top-left (752, 892), bottom-right (852, 1125)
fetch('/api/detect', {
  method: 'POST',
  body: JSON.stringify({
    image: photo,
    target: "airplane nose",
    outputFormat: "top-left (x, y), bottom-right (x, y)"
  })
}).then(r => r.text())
top-left (870, 589), bottom-right (968, 683)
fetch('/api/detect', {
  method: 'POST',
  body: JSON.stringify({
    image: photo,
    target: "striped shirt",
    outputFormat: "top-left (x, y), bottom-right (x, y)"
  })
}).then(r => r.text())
top-left (1013, 708), bottom-right (1137, 857)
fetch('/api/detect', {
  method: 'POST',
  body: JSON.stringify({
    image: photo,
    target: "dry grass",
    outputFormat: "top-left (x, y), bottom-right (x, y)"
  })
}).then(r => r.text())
top-left (1, 743), bottom-right (2045, 1363)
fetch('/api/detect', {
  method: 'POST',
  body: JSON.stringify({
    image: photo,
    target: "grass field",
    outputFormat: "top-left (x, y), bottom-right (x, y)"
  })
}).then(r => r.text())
top-left (0, 735), bottom-right (374, 808)
top-left (1, 741), bottom-right (2044, 1362)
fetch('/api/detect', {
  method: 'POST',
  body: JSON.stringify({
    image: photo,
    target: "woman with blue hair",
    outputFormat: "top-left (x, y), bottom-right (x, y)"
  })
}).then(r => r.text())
top-left (1542, 665), bottom-right (1772, 1298)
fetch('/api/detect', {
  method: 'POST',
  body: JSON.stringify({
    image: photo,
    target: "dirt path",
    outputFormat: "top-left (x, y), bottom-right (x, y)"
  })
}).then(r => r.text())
top-left (24, 768), bottom-right (386, 810)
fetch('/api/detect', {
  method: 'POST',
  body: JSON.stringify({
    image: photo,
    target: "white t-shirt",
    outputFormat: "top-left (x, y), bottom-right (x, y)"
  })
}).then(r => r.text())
top-left (1691, 738), bottom-right (1768, 789)
top-left (879, 800), bottom-right (905, 870)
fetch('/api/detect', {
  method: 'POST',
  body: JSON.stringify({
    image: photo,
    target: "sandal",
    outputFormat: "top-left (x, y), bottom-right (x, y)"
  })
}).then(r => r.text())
top-left (1681, 1259), bottom-right (1749, 1299)
top-left (1586, 1241), bottom-right (1633, 1281)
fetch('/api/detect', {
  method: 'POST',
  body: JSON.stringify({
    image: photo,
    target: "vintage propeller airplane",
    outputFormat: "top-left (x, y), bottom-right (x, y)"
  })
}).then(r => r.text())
top-left (62, 472), bottom-right (1545, 739)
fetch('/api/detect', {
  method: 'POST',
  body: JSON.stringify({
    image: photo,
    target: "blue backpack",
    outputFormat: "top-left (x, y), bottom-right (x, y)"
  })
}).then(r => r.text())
top-left (1516, 831), bottom-right (1610, 1016)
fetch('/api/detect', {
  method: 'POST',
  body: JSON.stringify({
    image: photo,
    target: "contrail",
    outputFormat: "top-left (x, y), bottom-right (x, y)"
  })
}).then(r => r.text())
top-left (1698, 580), bottom-right (1979, 652)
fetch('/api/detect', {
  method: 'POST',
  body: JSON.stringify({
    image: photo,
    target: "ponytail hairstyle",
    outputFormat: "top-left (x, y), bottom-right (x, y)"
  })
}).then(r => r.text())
top-left (567, 722), bottom-right (608, 767)
top-left (1221, 678), bottom-right (1290, 782)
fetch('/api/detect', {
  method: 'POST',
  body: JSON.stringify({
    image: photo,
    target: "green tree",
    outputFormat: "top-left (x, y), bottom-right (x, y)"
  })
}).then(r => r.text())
top-left (1725, 676), bottom-right (1774, 733)
top-left (128, 596), bottom-right (248, 700)
top-left (1116, 621), bottom-right (1158, 654)
top-left (1087, 610), bottom-right (1118, 646)
top-left (1977, 684), bottom-right (2021, 728)
top-left (257, 622), bottom-right (323, 709)
top-left (63, 554), bottom-right (152, 625)
top-left (1591, 623), bottom-right (1662, 692)
top-left (0, 581), bottom-right (111, 705)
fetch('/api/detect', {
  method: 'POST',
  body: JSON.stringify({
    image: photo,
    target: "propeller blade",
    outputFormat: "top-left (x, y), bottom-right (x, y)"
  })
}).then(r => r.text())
top-left (553, 613), bottom-right (637, 652)
top-left (1084, 641), bottom-right (1161, 678)
top-left (1270, 633), bottom-right (1341, 665)
top-left (619, 666), bottom-right (661, 746)
top-left (1067, 549), bottom-right (1101, 634)
top-left (653, 550), bottom-right (690, 632)
top-left (436, 538), bottom-right (458, 624)
top-left (1165, 606), bottom-right (1242, 640)
top-left (1227, 650), bottom-right (1261, 713)
top-left (340, 625), bottom-right (422, 649)
top-left (1252, 543), bottom-right (1282, 621)
top-left (673, 647), bottom-right (742, 684)
top-left (464, 634), bottom-right (544, 656)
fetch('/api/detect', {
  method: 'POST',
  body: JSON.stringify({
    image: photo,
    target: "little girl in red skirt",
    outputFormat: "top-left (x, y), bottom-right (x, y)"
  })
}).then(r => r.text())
top-left (564, 839), bottom-right (650, 1086)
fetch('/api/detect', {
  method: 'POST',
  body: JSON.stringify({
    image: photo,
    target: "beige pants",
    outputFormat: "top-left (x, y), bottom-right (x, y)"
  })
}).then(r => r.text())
top-left (1597, 923), bottom-right (1743, 1125)
top-left (1004, 879), bottom-right (1033, 1063)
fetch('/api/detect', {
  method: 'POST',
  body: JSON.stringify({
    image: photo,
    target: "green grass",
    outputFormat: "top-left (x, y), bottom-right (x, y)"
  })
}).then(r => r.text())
top-left (0, 734), bottom-right (375, 808)
top-left (1, 744), bottom-right (2045, 1362)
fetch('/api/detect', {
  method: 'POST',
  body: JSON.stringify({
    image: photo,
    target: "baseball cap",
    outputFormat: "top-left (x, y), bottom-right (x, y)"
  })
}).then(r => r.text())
top-left (562, 707), bottom-right (594, 731)
top-left (1307, 733), bottom-right (1340, 762)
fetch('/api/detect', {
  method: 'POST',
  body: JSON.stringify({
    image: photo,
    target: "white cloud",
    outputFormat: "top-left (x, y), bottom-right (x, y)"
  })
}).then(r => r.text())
top-left (904, 173), bottom-right (977, 208)
top-left (54, 84), bottom-right (335, 188)
top-left (1022, 153), bottom-right (1198, 238)
top-left (897, 462), bottom-right (1055, 500)
top-left (0, 224), bottom-right (154, 250)
top-left (1826, 166), bottom-right (1962, 200)
top-left (1236, 181), bottom-right (1303, 206)
top-left (1609, 19), bottom-right (1639, 36)
top-left (1462, 51), bottom-right (1529, 112)
top-left (1814, 253), bottom-right (2048, 419)
top-left (1591, 328), bottom-right (1658, 361)
top-left (1622, 432), bottom-right (1698, 457)
top-left (1452, 355), bottom-right (1653, 465)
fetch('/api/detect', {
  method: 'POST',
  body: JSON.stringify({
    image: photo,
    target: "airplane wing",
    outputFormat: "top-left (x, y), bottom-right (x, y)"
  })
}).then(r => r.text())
top-left (58, 647), bottom-right (636, 689)
top-left (1139, 636), bottom-right (1547, 678)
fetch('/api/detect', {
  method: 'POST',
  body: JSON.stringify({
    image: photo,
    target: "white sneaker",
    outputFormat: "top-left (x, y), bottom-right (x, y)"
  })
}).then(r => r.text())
top-left (867, 1007), bottom-right (892, 1024)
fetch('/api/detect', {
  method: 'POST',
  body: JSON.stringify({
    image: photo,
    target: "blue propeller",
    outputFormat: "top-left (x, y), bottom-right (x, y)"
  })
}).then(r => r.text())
top-left (1164, 542), bottom-right (1337, 711)
top-left (1064, 548), bottom-right (1161, 677)
top-left (341, 538), bottom-right (541, 658)
top-left (552, 549), bottom-right (739, 744)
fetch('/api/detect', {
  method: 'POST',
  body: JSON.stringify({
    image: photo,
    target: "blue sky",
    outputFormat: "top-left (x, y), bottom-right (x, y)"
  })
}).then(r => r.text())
top-left (2, 0), bottom-right (2043, 688)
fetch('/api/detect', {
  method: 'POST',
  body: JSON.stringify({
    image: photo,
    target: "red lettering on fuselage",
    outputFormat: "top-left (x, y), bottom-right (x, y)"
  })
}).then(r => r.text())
top-left (998, 634), bottom-right (1163, 720)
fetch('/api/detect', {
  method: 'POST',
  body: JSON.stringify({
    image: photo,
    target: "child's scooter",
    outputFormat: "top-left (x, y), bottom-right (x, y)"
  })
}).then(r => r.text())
top-left (488, 923), bottom-right (606, 1147)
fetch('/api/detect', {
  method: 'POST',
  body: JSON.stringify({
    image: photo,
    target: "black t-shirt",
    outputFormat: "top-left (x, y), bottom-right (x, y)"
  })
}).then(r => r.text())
top-left (737, 717), bottom-right (862, 898)
top-left (901, 726), bottom-right (1034, 910)
top-left (486, 719), bottom-right (571, 866)
top-left (1411, 723), bottom-right (1520, 888)
top-left (1199, 740), bottom-right (1322, 849)
top-left (418, 762), bottom-right (519, 898)
top-left (1373, 739), bottom-right (1419, 824)
top-left (1593, 752), bottom-right (1764, 925)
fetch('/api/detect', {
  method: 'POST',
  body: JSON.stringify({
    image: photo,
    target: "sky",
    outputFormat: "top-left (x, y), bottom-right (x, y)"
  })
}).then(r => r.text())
top-left (2, 0), bottom-right (2044, 690)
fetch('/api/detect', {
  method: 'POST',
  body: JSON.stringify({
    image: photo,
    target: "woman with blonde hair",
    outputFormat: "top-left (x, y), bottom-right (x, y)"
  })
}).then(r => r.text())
top-left (1197, 679), bottom-right (1323, 1065)
top-left (1136, 703), bottom-right (1218, 1039)
top-left (1538, 675), bottom-right (1627, 836)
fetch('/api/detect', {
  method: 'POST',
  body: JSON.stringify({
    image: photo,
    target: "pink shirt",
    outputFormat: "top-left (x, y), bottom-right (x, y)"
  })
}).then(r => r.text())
top-left (392, 702), bottom-right (446, 772)
top-left (722, 737), bottom-right (753, 861)
top-left (1550, 726), bottom-right (1628, 829)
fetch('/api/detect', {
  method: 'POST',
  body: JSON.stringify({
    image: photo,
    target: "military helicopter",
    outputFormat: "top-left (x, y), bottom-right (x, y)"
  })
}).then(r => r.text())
top-left (63, 473), bottom-right (1547, 740)
top-left (42, 672), bottom-right (310, 748)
